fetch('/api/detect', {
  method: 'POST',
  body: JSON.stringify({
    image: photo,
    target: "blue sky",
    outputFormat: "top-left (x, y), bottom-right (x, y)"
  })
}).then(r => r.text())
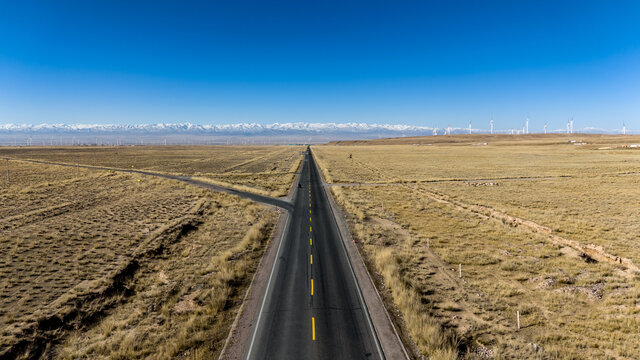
top-left (0, 0), bottom-right (638, 132)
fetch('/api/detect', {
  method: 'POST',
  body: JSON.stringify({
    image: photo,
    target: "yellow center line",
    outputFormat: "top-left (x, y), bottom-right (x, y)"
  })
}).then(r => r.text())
top-left (310, 217), bottom-right (312, 222)
top-left (310, 237), bottom-right (312, 245)
top-left (312, 317), bottom-right (316, 340)
top-left (310, 254), bottom-right (313, 264)
top-left (311, 278), bottom-right (314, 295)
top-left (310, 226), bottom-right (312, 232)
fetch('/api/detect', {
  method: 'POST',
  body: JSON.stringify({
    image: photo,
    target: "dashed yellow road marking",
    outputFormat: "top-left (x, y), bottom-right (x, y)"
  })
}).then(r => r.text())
top-left (312, 317), bottom-right (316, 340)
top-left (310, 254), bottom-right (313, 264)
top-left (310, 237), bottom-right (312, 245)
top-left (310, 226), bottom-right (312, 232)
top-left (311, 278), bottom-right (314, 295)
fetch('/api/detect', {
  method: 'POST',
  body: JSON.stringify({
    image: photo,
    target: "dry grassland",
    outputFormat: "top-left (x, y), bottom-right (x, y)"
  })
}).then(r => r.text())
top-left (0, 145), bottom-right (304, 197)
top-left (312, 135), bottom-right (640, 359)
top-left (0, 160), bottom-right (278, 359)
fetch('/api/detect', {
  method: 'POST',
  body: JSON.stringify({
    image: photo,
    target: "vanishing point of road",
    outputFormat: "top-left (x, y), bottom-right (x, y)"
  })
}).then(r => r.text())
top-left (245, 149), bottom-right (384, 359)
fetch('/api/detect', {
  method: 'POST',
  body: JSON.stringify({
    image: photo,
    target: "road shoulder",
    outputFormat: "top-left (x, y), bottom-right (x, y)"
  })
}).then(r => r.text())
top-left (219, 158), bottom-right (303, 360)
top-left (310, 151), bottom-right (411, 360)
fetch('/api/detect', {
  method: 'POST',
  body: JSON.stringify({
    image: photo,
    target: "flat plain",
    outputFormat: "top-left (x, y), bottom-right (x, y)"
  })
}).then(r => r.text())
top-left (313, 134), bottom-right (640, 359)
top-left (0, 146), bottom-right (300, 359)
top-left (0, 145), bottom-right (304, 197)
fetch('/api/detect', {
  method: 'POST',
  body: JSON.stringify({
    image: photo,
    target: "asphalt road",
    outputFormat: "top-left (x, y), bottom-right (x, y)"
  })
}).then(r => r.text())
top-left (246, 150), bottom-right (383, 360)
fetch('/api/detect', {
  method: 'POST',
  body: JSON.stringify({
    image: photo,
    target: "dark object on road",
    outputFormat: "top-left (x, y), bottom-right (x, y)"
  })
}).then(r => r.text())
top-left (298, 183), bottom-right (302, 188)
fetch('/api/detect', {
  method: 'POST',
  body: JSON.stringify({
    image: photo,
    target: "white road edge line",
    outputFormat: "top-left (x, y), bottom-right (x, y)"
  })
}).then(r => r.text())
top-left (313, 153), bottom-right (411, 360)
top-left (217, 207), bottom-right (285, 360)
top-left (245, 198), bottom-right (292, 359)
top-left (311, 155), bottom-right (386, 360)
top-left (220, 152), bottom-right (304, 360)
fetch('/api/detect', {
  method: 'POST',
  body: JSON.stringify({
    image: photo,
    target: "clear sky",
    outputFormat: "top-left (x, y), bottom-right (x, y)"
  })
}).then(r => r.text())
top-left (0, 0), bottom-right (638, 132)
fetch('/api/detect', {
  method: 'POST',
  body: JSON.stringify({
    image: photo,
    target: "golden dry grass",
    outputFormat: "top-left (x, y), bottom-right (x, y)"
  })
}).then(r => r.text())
top-left (0, 145), bottom-right (304, 197)
top-left (0, 158), bottom-right (279, 359)
top-left (313, 135), bottom-right (640, 359)
top-left (56, 199), bottom-right (276, 360)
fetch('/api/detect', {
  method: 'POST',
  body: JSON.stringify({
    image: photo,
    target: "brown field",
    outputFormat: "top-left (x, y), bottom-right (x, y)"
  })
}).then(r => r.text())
top-left (312, 134), bottom-right (640, 359)
top-left (0, 151), bottom-right (286, 358)
top-left (0, 145), bottom-right (304, 197)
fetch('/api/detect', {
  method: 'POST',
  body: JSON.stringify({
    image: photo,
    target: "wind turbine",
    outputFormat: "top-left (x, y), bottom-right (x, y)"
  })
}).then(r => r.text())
top-left (525, 117), bottom-right (529, 134)
top-left (490, 117), bottom-right (494, 134)
top-left (570, 117), bottom-right (574, 134)
top-left (544, 123), bottom-right (547, 134)
top-left (468, 121), bottom-right (472, 135)
top-left (623, 123), bottom-right (627, 135)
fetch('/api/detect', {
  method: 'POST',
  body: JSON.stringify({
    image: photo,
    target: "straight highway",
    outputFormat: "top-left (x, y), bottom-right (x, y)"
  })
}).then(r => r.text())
top-left (245, 149), bottom-right (383, 359)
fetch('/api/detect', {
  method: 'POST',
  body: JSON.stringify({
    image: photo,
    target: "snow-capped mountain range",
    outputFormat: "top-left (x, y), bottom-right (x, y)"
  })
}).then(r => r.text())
top-left (0, 122), bottom-right (626, 146)
top-left (0, 122), bottom-right (437, 135)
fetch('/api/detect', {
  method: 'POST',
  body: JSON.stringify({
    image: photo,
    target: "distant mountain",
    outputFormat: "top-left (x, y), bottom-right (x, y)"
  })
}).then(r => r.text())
top-left (2, 122), bottom-right (623, 146)
top-left (0, 122), bottom-right (458, 145)
top-left (0, 122), bottom-right (444, 135)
